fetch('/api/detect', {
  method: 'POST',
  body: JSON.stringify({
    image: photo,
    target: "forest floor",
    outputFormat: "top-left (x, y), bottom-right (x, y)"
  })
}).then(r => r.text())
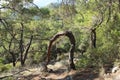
top-left (0, 60), bottom-right (120, 80)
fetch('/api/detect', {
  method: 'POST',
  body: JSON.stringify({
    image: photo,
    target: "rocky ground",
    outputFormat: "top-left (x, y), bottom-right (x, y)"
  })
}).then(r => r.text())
top-left (0, 60), bottom-right (120, 80)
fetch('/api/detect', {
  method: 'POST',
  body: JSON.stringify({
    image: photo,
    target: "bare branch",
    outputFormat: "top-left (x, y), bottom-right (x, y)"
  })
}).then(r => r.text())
top-left (9, 34), bottom-right (17, 49)
top-left (0, 19), bottom-right (16, 38)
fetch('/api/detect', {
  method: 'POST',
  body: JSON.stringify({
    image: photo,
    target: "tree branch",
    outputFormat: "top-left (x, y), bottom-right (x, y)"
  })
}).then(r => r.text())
top-left (23, 35), bottom-right (33, 63)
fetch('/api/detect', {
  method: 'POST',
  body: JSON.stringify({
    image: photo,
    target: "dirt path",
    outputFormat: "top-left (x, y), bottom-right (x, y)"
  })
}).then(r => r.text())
top-left (24, 68), bottom-right (120, 80)
top-left (1, 61), bottom-right (120, 80)
top-left (21, 61), bottom-right (120, 80)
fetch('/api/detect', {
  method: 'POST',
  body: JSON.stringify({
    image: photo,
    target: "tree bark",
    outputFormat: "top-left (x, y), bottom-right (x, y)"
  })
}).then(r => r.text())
top-left (9, 52), bottom-right (16, 67)
top-left (65, 31), bottom-right (76, 70)
top-left (23, 35), bottom-right (33, 65)
top-left (47, 32), bottom-right (65, 64)
top-left (19, 23), bottom-right (33, 66)
top-left (90, 29), bottom-right (96, 48)
top-left (46, 31), bottom-right (76, 70)
top-left (19, 23), bottom-right (24, 66)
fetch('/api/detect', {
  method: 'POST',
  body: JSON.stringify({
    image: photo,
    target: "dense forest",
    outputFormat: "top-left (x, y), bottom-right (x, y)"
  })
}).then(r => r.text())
top-left (0, 0), bottom-right (120, 80)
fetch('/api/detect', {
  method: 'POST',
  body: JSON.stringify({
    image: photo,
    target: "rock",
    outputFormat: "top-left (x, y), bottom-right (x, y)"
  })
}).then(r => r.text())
top-left (112, 66), bottom-right (120, 73)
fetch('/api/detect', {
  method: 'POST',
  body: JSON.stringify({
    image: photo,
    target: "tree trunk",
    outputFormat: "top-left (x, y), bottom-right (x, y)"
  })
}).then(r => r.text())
top-left (46, 31), bottom-right (76, 70)
top-left (65, 31), bottom-right (76, 70)
top-left (19, 23), bottom-right (33, 66)
top-left (90, 29), bottom-right (96, 48)
top-left (47, 32), bottom-right (65, 64)
top-left (19, 23), bottom-right (24, 66)
top-left (23, 35), bottom-right (33, 65)
top-left (10, 52), bottom-right (16, 67)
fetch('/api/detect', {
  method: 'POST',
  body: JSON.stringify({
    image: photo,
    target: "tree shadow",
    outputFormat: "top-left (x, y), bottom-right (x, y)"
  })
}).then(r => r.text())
top-left (46, 68), bottom-right (99, 80)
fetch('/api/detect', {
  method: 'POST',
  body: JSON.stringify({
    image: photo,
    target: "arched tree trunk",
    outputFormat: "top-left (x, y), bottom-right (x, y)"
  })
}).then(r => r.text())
top-left (46, 31), bottom-right (76, 70)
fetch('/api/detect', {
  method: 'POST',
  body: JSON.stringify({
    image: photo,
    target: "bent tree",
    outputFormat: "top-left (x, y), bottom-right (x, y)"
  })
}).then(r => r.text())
top-left (46, 31), bottom-right (76, 70)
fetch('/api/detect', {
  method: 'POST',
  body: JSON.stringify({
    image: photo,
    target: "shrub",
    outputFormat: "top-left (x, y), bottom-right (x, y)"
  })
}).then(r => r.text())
top-left (0, 63), bottom-right (12, 73)
top-left (76, 55), bottom-right (91, 68)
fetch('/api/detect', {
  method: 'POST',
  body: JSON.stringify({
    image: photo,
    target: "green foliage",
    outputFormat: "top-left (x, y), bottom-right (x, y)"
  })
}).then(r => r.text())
top-left (76, 56), bottom-right (91, 68)
top-left (0, 63), bottom-right (12, 73)
top-left (0, 0), bottom-right (120, 71)
top-left (0, 58), bottom-right (5, 63)
top-left (40, 8), bottom-right (50, 18)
